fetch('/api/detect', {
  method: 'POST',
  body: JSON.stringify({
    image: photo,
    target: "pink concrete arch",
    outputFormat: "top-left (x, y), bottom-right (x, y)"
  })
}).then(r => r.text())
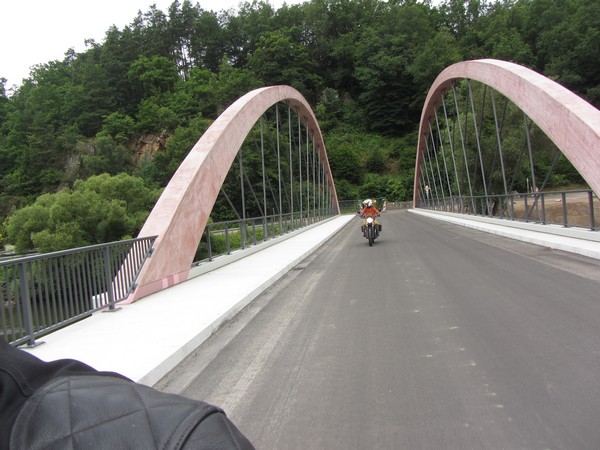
top-left (129, 86), bottom-right (338, 301)
top-left (413, 59), bottom-right (600, 206)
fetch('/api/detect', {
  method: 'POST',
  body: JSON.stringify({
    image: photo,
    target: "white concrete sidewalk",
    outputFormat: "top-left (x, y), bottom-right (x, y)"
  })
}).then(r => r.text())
top-left (24, 215), bottom-right (355, 386)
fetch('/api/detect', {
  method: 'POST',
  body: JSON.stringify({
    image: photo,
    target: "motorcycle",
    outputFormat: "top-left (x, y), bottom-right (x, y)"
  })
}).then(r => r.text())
top-left (362, 215), bottom-right (381, 247)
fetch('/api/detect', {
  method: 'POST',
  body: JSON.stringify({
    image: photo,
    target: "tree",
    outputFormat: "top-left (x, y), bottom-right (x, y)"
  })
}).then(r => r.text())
top-left (128, 55), bottom-right (180, 98)
top-left (210, 58), bottom-right (261, 114)
top-left (327, 142), bottom-right (362, 185)
top-left (168, 67), bottom-right (216, 120)
top-left (79, 136), bottom-right (134, 178)
top-left (248, 28), bottom-right (323, 103)
top-left (0, 62), bottom-right (82, 196)
top-left (5, 174), bottom-right (160, 253)
top-left (5, 201), bottom-right (51, 253)
top-left (527, 0), bottom-right (600, 107)
top-left (408, 30), bottom-right (461, 93)
top-left (366, 146), bottom-right (387, 173)
top-left (334, 178), bottom-right (359, 200)
top-left (222, 1), bottom-right (278, 68)
top-left (353, 2), bottom-right (435, 135)
top-left (99, 112), bottom-right (136, 144)
top-left (0, 78), bottom-right (8, 127)
top-left (135, 98), bottom-right (180, 133)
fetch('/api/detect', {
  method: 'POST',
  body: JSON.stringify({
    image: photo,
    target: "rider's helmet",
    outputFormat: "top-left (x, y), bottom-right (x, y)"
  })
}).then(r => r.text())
top-left (364, 199), bottom-right (372, 207)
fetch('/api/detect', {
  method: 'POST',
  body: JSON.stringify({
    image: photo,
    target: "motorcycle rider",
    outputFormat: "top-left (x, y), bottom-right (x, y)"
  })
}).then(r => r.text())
top-left (360, 199), bottom-right (382, 235)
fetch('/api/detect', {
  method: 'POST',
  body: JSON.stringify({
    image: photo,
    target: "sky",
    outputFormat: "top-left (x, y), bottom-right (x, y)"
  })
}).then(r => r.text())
top-left (0, 0), bottom-right (304, 91)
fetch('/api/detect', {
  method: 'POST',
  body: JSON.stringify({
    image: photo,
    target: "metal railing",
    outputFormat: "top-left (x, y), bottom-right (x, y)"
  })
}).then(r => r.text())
top-left (1, 236), bottom-right (156, 347)
top-left (337, 199), bottom-right (411, 213)
top-left (417, 189), bottom-right (599, 231)
top-left (196, 209), bottom-right (337, 264)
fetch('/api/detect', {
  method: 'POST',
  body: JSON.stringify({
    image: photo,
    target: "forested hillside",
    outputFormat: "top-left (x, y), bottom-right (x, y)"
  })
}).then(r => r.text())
top-left (1, 0), bottom-right (598, 252)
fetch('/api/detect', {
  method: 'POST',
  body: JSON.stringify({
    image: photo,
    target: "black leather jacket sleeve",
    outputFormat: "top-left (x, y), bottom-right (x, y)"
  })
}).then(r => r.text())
top-left (1, 338), bottom-right (254, 449)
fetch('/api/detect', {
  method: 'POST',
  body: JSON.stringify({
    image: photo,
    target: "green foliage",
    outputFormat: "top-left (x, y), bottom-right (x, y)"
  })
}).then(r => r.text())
top-left (99, 112), bottom-right (136, 144)
top-left (210, 59), bottom-right (262, 113)
top-left (168, 68), bottom-right (215, 119)
top-left (327, 141), bottom-right (361, 185)
top-left (80, 135), bottom-right (134, 177)
top-left (5, 202), bottom-right (50, 252)
top-left (366, 147), bottom-right (387, 174)
top-left (248, 28), bottom-right (323, 103)
top-left (128, 56), bottom-right (179, 98)
top-left (5, 174), bottom-right (160, 253)
top-left (358, 172), bottom-right (413, 202)
top-left (135, 99), bottom-right (180, 133)
top-left (333, 179), bottom-right (360, 200)
top-left (0, 220), bottom-right (6, 249)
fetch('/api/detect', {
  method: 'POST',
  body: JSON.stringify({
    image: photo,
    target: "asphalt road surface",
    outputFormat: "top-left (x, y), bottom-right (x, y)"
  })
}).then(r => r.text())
top-left (156, 210), bottom-right (600, 450)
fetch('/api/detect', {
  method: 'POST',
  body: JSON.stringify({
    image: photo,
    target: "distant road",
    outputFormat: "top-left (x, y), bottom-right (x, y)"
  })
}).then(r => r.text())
top-left (157, 210), bottom-right (600, 450)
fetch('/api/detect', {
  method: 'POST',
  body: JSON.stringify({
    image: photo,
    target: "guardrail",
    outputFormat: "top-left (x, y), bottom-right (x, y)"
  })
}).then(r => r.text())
top-left (417, 189), bottom-right (598, 231)
top-left (195, 209), bottom-right (336, 264)
top-left (1, 237), bottom-right (156, 347)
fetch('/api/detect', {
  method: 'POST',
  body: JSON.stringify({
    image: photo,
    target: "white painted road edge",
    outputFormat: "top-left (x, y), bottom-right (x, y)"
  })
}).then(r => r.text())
top-left (23, 215), bottom-right (355, 386)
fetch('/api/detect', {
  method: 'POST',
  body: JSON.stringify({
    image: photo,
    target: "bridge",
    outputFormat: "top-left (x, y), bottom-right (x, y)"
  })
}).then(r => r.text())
top-left (7, 59), bottom-right (600, 448)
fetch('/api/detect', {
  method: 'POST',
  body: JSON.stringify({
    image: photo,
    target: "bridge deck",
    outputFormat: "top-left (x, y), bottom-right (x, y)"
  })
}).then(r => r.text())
top-left (22, 211), bottom-right (599, 387)
top-left (22, 215), bottom-right (354, 385)
top-left (158, 210), bottom-right (600, 449)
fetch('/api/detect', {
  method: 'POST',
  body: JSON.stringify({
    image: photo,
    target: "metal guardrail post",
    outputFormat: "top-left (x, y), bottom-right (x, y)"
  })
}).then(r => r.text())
top-left (561, 192), bottom-right (568, 227)
top-left (206, 228), bottom-right (213, 261)
top-left (241, 221), bottom-right (247, 249)
top-left (588, 191), bottom-right (596, 230)
top-left (541, 194), bottom-right (547, 224)
top-left (19, 262), bottom-right (37, 347)
top-left (509, 195), bottom-right (515, 220)
top-left (225, 224), bottom-right (230, 255)
top-left (103, 247), bottom-right (117, 311)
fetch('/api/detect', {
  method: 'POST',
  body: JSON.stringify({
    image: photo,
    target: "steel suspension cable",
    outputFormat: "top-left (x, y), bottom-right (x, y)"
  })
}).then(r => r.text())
top-left (468, 80), bottom-right (490, 215)
top-left (452, 84), bottom-right (475, 213)
top-left (441, 94), bottom-right (462, 210)
top-left (434, 109), bottom-right (454, 209)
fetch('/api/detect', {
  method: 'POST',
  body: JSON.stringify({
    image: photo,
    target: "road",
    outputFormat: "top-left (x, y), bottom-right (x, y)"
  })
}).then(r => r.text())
top-left (156, 210), bottom-right (600, 449)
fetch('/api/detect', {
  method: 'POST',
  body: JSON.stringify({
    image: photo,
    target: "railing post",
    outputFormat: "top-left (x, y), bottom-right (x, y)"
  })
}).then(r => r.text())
top-left (103, 247), bottom-right (117, 311)
top-left (561, 192), bottom-right (568, 227)
top-left (509, 194), bottom-right (515, 220)
top-left (241, 221), bottom-right (247, 249)
top-left (225, 224), bottom-right (230, 255)
top-left (206, 228), bottom-right (213, 260)
top-left (588, 191), bottom-right (596, 230)
top-left (19, 262), bottom-right (38, 347)
top-left (541, 193), bottom-right (547, 225)
top-left (263, 217), bottom-right (267, 242)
